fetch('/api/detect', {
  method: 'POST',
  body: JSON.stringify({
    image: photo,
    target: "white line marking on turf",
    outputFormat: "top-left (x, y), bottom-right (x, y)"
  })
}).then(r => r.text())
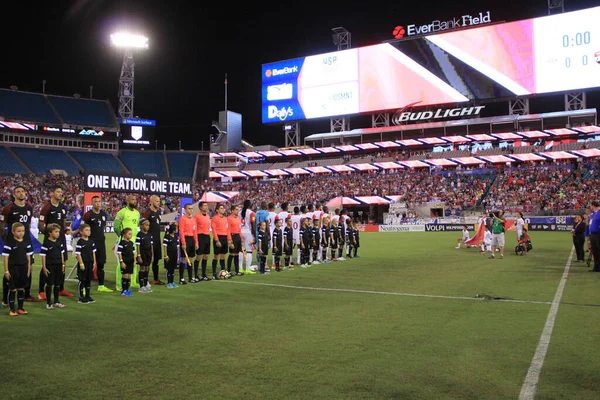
top-left (228, 281), bottom-right (552, 305)
top-left (519, 247), bottom-right (574, 400)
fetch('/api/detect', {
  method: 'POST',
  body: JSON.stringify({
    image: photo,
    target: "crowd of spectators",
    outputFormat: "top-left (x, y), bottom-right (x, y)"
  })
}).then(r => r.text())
top-left (2, 158), bottom-right (599, 220)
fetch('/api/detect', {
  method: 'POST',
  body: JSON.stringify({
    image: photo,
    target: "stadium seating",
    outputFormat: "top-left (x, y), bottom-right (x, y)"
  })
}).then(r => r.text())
top-left (70, 151), bottom-right (124, 173)
top-left (119, 151), bottom-right (166, 177)
top-left (46, 96), bottom-right (116, 127)
top-left (167, 152), bottom-right (197, 179)
top-left (0, 89), bottom-right (61, 125)
top-left (12, 147), bottom-right (81, 175)
top-left (0, 147), bottom-right (28, 175)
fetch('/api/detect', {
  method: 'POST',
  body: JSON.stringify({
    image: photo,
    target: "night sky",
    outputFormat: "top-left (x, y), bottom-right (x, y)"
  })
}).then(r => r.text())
top-left (1, 0), bottom-right (598, 150)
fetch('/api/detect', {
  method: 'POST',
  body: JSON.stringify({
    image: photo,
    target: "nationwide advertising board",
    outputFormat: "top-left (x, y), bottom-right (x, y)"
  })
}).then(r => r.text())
top-left (261, 6), bottom-right (600, 123)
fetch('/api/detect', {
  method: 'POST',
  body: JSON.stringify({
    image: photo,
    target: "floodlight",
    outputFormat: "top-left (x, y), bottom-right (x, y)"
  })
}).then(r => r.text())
top-left (110, 33), bottom-right (149, 49)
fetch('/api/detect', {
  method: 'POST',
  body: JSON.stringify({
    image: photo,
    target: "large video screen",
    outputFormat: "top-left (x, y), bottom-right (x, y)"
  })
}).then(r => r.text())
top-left (261, 6), bottom-right (600, 123)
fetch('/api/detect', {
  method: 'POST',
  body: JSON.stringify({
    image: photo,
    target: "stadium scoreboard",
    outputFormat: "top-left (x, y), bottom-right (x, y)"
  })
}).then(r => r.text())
top-left (261, 6), bottom-right (600, 124)
top-left (119, 118), bottom-right (156, 146)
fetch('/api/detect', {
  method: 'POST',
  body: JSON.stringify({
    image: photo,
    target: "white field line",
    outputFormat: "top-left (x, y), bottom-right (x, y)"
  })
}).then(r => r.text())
top-left (228, 281), bottom-right (552, 305)
top-left (519, 247), bottom-right (574, 400)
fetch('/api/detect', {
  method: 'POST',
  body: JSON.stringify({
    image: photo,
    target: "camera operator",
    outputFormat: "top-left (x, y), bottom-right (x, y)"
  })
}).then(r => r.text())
top-left (588, 201), bottom-right (600, 272)
top-left (489, 210), bottom-right (505, 259)
top-left (571, 214), bottom-right (586, 263)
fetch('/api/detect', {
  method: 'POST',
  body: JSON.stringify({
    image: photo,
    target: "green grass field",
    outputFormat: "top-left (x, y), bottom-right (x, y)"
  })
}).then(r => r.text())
top-left (2, 231), bottom-right (600, 399)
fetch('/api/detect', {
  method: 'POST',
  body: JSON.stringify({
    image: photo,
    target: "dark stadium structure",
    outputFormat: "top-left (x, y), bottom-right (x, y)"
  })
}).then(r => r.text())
top-left (0, 88), bottom-right (209, 181)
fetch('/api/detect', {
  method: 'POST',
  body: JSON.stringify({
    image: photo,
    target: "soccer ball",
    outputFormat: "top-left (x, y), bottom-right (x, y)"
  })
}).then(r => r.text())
top-left (219, 270), bottom-right (230, 279)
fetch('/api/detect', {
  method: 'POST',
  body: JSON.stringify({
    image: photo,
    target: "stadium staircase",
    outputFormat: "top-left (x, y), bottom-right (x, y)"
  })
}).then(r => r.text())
top-left (0, 146), bottom-right (31, 174)
top-left (65, 151), bottom-right (84, 171)
top-left (163, 152), bottom-right (171, 178)
top-left (476, 174), bottom-right (497, 206)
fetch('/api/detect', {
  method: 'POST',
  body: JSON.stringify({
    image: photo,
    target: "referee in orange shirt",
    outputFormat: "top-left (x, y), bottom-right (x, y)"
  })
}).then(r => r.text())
top-left (211, 203), bottom-right (232, 280)
top-left (194, 202), bottom-right (211, 282)
top-left (227, 205), bottom-right (243, 275)
top-left (178, 204), bottom-right (198, 285)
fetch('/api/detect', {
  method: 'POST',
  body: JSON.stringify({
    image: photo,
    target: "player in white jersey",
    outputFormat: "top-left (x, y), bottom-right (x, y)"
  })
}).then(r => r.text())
top-left (456, 226), bottom-right (471, 248)
top-left (291, 206), bottom-right (302, 264)
top-left (277, 202), bottom-right (291, 230)
top-left (240, 200), bottom-right (256, 273)
top-left (516, 212), bottom-right (525, 240)
top-left (267, 202), bottom-right (277, 267)
top-left (481, 226), bottom-right (492, 253)
top-left (30, 215), bottom-right (39, 238)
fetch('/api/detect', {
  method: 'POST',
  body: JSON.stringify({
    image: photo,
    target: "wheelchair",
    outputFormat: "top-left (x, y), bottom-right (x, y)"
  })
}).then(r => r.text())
top-left (515, 241), bottom-right (532, 256)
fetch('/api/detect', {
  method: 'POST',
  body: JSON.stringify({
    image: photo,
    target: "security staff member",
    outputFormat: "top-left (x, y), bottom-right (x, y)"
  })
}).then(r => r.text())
top-left (588, 201), bottom-right (600, 272)
top-left (571, 214), bottom-right (586, 263)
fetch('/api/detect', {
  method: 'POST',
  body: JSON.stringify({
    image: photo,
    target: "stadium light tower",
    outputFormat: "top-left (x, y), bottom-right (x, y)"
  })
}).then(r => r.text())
top-left (110, 33), bottom-right (149, 119)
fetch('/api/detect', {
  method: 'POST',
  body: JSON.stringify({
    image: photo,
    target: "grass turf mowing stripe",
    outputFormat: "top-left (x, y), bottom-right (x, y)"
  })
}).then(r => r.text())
top-left (227, 280), bottom-right (553, 305)
top-left (519, 247), bottom-right (574, 400)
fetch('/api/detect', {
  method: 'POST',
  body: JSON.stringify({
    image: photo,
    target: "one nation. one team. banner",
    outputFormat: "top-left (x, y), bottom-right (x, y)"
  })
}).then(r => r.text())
top-left (85, 172), bottom-right (193, 196)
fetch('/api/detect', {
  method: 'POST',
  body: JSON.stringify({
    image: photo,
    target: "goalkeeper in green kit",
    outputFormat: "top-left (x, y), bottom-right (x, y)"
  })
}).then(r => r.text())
top-left (114, 195), bottom-right (141, 290)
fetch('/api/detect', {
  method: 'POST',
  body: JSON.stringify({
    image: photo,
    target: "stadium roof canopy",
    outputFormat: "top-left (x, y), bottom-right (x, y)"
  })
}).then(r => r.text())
top-left (304, 109), bottom-right (597, 145)
top-left (0, 89), bottom-right (119, 131)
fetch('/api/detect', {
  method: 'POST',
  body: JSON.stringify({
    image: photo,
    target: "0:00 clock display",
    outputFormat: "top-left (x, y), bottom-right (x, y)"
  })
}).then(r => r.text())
top-left (562, 32), bottom-right (591, 47)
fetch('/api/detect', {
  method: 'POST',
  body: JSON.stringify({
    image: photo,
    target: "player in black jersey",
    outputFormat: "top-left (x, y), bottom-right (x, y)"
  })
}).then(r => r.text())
top-left (3, 223), bottom-right (33, 316)
top-left (283, 217), bottom-right (294, 269)
top-left (0, 186), bottom-right (36, 304)
top-left (82, 196), bottom-right (112, 293)
top-left (142, 195), bottom-right (165, 285)
top-left (38, 185), bottom-right (73, 298)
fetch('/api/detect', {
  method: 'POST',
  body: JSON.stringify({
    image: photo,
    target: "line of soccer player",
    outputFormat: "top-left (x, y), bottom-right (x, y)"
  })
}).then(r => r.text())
top-left (1, 184), bottom-right (362, 315)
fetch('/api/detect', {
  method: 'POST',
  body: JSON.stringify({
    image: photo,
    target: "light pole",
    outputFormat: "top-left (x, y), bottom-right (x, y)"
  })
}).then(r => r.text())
top-left (110, 33), bottom-right (149, 119)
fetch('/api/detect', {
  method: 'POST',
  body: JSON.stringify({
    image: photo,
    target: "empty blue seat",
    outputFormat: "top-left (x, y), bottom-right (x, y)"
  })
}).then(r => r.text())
top-left (70, 151), bottom-right (123, 173)
top-left (47, 96), bottom-right (116, 128)
top-left (12, 147), bottom-right (80, 175)
top-left (0, 147), bottom-right (28, 175)
top-left (167, 152), bottom-right (196, 179)
top-left (0, 89), bottom-right (61, 125)
top-left (119, 151), bottom-right (166, 177)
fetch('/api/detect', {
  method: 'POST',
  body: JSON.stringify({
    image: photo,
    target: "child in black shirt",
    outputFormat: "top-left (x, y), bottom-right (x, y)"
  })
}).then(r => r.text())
top-left (41, 223), bottom-right (66, 309)
top-left (117, 228), bottom-right (135, 297)
top-left (312, 219), bottom-right (321, 265)
top-left (352, 221), bottom-right (360, 258)
top-left (75, 224), bottom-right (97, 304)
top-left (136, 219), bottom-right (154, 293)
top-left (283, 217), bottom-right (294, 269)
top-left (257, 221), bottom-right (269, 274)
top-left (3, 223), bottom-right (33, 316)
top-left (301, 218), bottom-right (312, 266)
top-left (163, 223), bottom-right (179, 288)
top-left (272, 218), bottom-right (283, 272)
